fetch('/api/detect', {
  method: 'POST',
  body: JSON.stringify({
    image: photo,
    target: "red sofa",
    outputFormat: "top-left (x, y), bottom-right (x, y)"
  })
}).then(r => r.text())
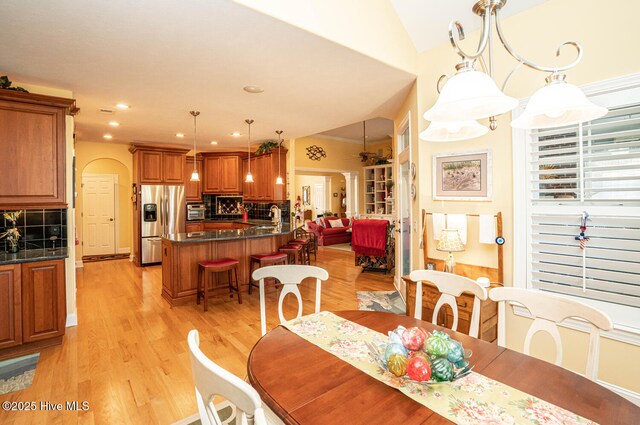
top-left (307, 217), bottom-right (352, 246)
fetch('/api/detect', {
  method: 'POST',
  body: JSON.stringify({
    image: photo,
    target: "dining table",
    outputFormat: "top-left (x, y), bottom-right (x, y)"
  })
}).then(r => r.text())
top-left (247, 310), bottom-right (639, 424)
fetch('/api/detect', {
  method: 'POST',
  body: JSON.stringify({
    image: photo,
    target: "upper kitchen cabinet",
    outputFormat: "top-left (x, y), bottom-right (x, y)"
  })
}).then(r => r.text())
top-left (185, 156), bottom-right (203, 202)
top-left (242, 150), bottom-right (287, 201)
top-left (0, 90), bottom-right (77, 208)
top-left (129, 145), bottom-right (189, 184)
top-left (202, 153), bottom-right (243, 194)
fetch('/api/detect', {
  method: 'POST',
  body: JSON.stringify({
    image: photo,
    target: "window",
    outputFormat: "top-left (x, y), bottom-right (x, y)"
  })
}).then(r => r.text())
top-left (514, 74), bottom-right (640, 332)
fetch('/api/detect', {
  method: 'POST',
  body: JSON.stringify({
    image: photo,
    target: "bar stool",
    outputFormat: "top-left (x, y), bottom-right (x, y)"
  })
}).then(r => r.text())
top-left (248, 252), bottom-right (288, 294)
top-left (288, 239), bottom-right (311, 265)
top-left (279, 244), bottom-right (304, 264)
top-left (294, 228), bottom-right (317, 262)
top-left (197, 258), bottom-right (241, 312)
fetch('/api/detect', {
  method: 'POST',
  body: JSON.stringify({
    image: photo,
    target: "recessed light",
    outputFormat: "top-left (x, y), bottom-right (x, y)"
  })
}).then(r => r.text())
top-left (103, 134), bottom-right (113, 140)
top-left (176, 133), bottom-right (185, 138)
top-left (231, 132), bottom-right (242, 137)
top-left (243, 85), bottom-right (264, 94)
top-left (116, 103), bottom-right (130, 109)
top-left (210, 141), bottom-right (218, 145)
top-left (109, 121), bottom-right (120, 127)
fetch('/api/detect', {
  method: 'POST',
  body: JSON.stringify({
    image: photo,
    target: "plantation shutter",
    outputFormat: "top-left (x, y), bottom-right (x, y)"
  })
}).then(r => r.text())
top-left (528, 103), bottom-right (640, 308)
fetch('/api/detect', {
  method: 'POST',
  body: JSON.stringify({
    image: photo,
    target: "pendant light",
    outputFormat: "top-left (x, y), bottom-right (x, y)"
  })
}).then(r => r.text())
top-left (275, 130), bottom-right (284, 185)
top-left (245, 119), bottom-right (254, 183)
top-left (189, 110), bottom-right (200, 182)
top-left (419, 120), bottom-right (488, 142)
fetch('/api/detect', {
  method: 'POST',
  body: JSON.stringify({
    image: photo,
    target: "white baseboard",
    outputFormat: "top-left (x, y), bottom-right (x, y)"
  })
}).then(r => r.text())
top-left (598, 379), bottom-right (640, 406)
top-left (75, 260), bottom-right (83, 268)
top-left (117, 247), bottom-right (131, 254)
top-left (66, 313), bottom-right (78, 327)
top-left (129, 254), bottom-right (134, 262)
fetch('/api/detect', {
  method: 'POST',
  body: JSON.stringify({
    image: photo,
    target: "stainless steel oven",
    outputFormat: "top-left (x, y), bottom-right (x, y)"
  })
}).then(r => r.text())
top-left (187, 204), bottom-right (206, 221)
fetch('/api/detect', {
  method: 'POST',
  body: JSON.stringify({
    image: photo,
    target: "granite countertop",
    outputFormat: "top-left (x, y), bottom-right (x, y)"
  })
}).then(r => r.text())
top-left (164, 220), bottom-right (299, 244)
top-left (0, 247), bottom-right (69, 265)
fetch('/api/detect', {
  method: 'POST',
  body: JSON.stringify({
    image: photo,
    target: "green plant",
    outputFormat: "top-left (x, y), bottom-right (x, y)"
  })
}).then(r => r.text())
top-left (255, 140), bottom-right (279, 155)
top-left (386, 180), bottom-right (395, 189)
top-left (0, 76), bottom-right (28, 93)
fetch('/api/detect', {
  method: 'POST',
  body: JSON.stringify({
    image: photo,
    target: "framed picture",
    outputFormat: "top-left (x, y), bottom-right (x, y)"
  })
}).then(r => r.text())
top-left (432, 150), bottom-right (492, 200)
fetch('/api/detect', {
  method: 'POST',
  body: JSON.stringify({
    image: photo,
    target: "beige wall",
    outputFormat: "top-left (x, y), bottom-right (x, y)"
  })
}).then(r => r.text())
top-left (412, 0), bottom-right (640, 392)
top-left (75, 141), bottom-right (133, 260)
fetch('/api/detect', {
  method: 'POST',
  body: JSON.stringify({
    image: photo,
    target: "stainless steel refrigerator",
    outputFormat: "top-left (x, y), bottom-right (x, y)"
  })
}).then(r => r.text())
top-left (140, 185), bottom-right (185, 265)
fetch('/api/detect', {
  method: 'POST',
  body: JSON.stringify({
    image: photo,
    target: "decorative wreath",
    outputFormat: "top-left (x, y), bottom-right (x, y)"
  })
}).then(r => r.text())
top-left (306, 145), bottom-right (327, 161)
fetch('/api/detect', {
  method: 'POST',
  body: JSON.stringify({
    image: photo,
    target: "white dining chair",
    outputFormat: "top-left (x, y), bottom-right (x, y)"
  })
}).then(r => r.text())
top-left (187, 330), bottom-right (282, 425)
top-left (489, 287), bottom-right (613, 381)
top-left (252, 265), bottom-right (329, 336)
top-left (408, 269), bottom-right (488, 338)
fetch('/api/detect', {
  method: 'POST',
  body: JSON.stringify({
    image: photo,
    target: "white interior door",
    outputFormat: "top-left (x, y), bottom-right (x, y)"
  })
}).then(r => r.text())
top-left (313, 182), bottom-right (325, 215)
top-left (395, 114), bottom-right (412, 300)
top-left (82, 174), bottom-right (116, 256)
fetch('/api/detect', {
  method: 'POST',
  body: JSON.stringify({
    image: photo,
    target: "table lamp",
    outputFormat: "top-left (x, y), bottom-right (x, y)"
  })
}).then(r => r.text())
top-left (436, 229), bottom-right (465, 273)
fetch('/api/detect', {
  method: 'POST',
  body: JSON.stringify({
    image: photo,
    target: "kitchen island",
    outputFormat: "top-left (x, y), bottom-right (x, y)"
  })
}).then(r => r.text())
top-left (161, 220), bottom-right (297, 306)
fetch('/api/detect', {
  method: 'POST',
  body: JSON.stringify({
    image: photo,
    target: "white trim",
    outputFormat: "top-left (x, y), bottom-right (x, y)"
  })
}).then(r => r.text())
top-left (65, 313), bottom-right (78, 327)
top-left (396, 110), bottom-right (411, 299)
top-left (117, 247), bottom-right (131, 255)
top-left (310, 134), bottom-right (365, 144)
top-left (597, 380), bottom-right (640, 406)
top-left (296, 166), bottom-right (360, 175)
top-left (75, 260), bottom-right (84, 268)
top-left (129, 254), bottom-right (135, 262)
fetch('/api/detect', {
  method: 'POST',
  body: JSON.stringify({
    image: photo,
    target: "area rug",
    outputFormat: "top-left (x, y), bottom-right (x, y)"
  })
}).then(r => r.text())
top-left (357, 291), bottom-right (406, 315)
top-left (0, 353), bottom-right (39, 395)
top-left (322, 243), bottom-right (353, 252)
top-left (172, 400), bottom-right (236, 425)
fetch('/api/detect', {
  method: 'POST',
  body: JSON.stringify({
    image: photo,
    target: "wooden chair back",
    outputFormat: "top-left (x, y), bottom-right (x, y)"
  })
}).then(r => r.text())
top-left (252, 265), bottom-right (329, 336)
top-left (489, 287), bottom-right (613, 380)
top-left (187, 330), bottom-right (267, 425)
top-left (408, 269), bottom-right (488, 338)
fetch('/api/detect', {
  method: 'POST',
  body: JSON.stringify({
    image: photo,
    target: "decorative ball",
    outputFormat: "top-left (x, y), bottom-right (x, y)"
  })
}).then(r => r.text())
top-left (387, 353), bottom-right (408, 377)
top-left (401, 327), bottom-right (428, 351)
top-left (446, 340), bottom-right (465, 363)
top-left (430, 357), bottom-right (455, 382)
top-left (384, 343), bottom-right (408, 362)
top-left (406, 356), bottom-right (432, 382)
top-left (424, 331), bottom-right (450, 357)
top-left (388, 326), bottom-right (405, 346)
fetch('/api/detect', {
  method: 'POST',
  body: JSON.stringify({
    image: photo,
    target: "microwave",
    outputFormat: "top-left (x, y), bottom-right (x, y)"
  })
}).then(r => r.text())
top-left (186, 204), bottom-right (206, 221)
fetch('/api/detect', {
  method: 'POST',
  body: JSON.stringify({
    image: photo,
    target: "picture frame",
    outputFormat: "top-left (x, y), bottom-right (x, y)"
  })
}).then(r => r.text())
top-left (432, 149), bottom-right (492, 201)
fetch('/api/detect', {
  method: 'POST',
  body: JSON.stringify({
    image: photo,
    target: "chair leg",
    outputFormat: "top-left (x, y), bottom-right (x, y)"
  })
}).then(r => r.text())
top-left (197, 266), bottom-right (202, 305)
top-left (228, 270), bottom-right (233, 298)
top-left (248, 259), bottom-right (254, 295)
top-left (235, 267), bottom-right (242, 304)
top-left (203, 270), bottom-right (209, 312)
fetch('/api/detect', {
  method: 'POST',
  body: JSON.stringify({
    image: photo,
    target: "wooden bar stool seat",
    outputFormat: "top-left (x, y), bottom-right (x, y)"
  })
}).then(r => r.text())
top-left (197, 258), bottom-right (241, 312)
top-left (279, 244), bottom-right (303, 264)
top-left (248, 252), bottom-right (288, 294)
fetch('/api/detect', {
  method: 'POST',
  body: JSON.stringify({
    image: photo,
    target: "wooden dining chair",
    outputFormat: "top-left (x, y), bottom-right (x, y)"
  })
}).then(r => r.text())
top-left (489, 287), bottom-right (613, 381)
top-left (252, 265), bottom-right (329, 336)
top-left (408, 269), bottom-right (488, 338)
top-left (187, 330), bottom-right (281, 425)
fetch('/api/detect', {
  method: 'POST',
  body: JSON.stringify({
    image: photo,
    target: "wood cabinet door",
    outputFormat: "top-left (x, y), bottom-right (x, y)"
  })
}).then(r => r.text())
top-left (0, 101), bottom-right (66, 207)
top-left (256, 155), bottom-right (269, 200)
top-left (163, 152), bottom-right (185, 183)
top-left (0, 264), bottom-right (21, 349)
top-left (139, 151), bottom-right (163, 183)
top-left (203, 157), bottom-right (221, 193)
top-left (161, 239), bottom-right (173, 299)
top-left (185, 158), bottom-right (203, 201)
top-left (220, 156), bottom-right (240, 193)
top-left (242, 158), bottom-right (254, 199)
top-left (21, 260), bottom-right (66, 343)
top-left (185, 222), bottom-right (204, 233)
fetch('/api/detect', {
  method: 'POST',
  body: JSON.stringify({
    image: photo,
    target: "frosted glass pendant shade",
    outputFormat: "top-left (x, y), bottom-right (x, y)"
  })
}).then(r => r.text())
top-left (511, 80), bottom-right (608, 129)
top-left (190, 170), bottom-right (200, 182)
top-left (419, 120), bottom-right (488, 142)
top-left (275, 176), bottom-right (283, 185)
top-left (245, 172), bottom-right (254, 183)
top-left (424, 70), bottom-right (518, 122)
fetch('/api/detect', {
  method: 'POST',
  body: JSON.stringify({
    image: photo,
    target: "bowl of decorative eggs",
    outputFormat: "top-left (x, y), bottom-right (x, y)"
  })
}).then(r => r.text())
top-left (367, 326), bottom-right (474, 384)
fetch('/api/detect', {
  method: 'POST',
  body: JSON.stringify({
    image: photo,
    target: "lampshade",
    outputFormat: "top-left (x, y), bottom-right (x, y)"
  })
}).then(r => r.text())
top-left (424, 69), bottom-right (518, 122)
top-left (275, 176), bottom-right (283, 185)
top-left (511, 78), bottom-right (608, 129)
top-left (419, 120), bottom-right (488, 142)
top-left (436, 229), bottom-right (465, 252)
top-left (245, 171), bottom-right (254, 183)
top-left (190, 170), bottom-right (200, 182)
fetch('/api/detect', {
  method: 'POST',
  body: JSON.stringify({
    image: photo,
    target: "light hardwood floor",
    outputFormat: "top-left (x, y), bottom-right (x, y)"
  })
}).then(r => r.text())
top-left (0, 247), bottom-right (396, 425)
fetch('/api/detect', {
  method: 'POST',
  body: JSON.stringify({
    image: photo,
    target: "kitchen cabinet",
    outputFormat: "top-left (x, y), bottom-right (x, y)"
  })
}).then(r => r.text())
top-left (185, 222), bottom-right (204, 233)
top-left (22, 260), bottom-right (66, 343)
top-left (130, 145), bottom-right (189, 184)
top-left (0, 91), bottom-right (76, 208)
top-left (242, 150), bottom-right (287, 201)
top-left (403, 276), bottom-right (498, 343)
top-left (185, 157), bottom-right (203, 202)
top-left (203, 154), bottom-right (243, 194)
top-left (0, 265), bottom-right (21, 349)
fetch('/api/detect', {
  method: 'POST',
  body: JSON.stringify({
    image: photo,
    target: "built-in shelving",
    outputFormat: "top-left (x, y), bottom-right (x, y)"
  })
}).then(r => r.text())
top-left (363, 163), bottom-right (394, 217)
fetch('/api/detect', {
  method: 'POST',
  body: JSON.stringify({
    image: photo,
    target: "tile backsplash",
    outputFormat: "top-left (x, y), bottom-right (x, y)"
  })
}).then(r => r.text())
top-left (1, 208), bottom-right (67, 251)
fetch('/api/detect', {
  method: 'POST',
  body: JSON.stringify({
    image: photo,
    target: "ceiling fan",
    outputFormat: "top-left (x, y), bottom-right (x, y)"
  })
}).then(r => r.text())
top-left (358, 120), bottom-right (391, 165)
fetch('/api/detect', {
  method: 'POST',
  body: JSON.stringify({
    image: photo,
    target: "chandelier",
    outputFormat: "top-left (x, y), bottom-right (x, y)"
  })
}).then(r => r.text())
top-left (420, 0), bottom-right (607, 142)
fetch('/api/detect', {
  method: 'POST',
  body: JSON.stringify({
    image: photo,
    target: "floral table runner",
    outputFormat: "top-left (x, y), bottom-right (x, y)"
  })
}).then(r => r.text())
top-left (283, 311), bottom-right (596, 425)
